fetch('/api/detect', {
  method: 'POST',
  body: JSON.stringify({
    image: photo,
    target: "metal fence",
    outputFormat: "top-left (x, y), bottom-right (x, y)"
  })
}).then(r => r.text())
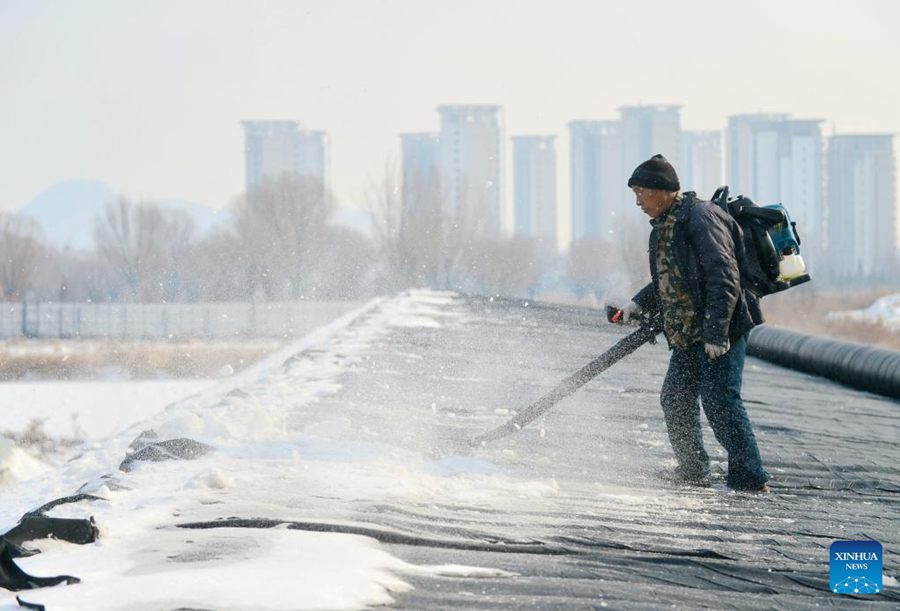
top-left (0, 301), bottom-right (362, 340)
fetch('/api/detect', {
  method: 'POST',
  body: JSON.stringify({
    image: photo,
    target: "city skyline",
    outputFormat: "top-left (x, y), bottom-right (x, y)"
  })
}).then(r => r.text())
top-left (181, 103), bottom-right (900, 265)
top-left (3, 0), bottom-right (899, 223)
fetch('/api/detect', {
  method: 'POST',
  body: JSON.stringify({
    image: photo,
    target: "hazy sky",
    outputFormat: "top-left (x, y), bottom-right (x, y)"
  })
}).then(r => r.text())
top-left (2, 0), bottom-right (898, 216)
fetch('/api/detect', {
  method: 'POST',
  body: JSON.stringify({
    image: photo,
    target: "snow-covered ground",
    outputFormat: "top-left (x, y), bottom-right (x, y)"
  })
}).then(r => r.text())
top-left (0, 379), bottom-right (214, 440)
top-left (0, 293), bottom-right (523, 610)
top-left (0, 378), bottom-right (213, 487)
top-left (826, 293), bottom-right (900, 331)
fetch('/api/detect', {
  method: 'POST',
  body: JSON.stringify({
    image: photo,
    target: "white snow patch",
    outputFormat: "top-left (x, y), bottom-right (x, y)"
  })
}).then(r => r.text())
top-left (7, 446), bottom-right (522, 609)
top-left (12, 529), bottom-right (414, 610)
top-left (185, 468), bottom-right (235, 490)
top-left (404, 564), bottom-right (516, 579)
top-left (0, 379), bottom-right (214, 440)
top-left (382, 290), bottom-right (463, 329)
top-left (826, 294), bottom-right (900, 331)
top-left (0, 438), bottom-right (51, 485)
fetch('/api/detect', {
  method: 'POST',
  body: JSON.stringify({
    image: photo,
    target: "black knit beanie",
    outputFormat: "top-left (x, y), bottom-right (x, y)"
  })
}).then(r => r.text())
top-left (627, 154), bottom-right (680, 191)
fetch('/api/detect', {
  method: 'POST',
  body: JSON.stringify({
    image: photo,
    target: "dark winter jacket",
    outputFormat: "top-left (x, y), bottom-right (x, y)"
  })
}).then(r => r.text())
top-left (631, 192), bottom-right (762, 347)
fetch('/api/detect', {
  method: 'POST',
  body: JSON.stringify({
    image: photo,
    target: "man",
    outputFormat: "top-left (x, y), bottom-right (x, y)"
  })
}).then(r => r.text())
top-left (616, 154), bottom-right (769, 493)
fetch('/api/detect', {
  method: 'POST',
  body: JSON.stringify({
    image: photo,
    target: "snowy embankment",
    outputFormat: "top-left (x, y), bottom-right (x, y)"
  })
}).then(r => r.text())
top-left (1, 292), bottom-right (519, 610)
top-left (0, 380), bottom-right (215, 487)
top-left (826, 293), bottom-right (900, 331)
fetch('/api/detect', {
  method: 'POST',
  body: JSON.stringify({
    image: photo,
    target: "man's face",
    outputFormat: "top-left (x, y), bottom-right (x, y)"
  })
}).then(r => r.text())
top-left (632, 186), bottom-right (676, 218)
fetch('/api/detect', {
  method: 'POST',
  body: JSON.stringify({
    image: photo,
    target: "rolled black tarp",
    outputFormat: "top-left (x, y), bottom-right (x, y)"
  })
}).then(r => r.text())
top-left (748, 325), bottom-right (900, 399)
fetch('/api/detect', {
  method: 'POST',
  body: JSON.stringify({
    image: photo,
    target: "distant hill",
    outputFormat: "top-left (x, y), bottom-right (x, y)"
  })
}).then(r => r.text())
top-left (19, 180), bottom-right (230, 250)
top-left (18, 179), bottom-right (375, 250)
top-left (19, 180), bottom-right (114, 249)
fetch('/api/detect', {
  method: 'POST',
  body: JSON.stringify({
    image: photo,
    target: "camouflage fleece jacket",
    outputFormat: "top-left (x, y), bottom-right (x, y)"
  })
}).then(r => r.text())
top-left (650, 196), bottom-right (703, 349)
top-left (631, 192), bottom-right (760, 348)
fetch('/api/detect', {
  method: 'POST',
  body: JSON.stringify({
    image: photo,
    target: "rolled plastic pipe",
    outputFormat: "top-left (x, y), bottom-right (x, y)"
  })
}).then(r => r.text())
top-left (747, 325), bottom-right (900, 399)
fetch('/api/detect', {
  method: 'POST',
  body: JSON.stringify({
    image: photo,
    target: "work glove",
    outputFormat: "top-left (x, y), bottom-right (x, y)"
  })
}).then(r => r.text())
top-left (608, 301), bottom-right (642, 324)
top-left (704, 341), bottom-right (730, 360)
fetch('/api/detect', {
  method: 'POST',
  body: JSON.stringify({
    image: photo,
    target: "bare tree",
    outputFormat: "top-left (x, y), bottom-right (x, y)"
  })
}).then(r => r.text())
top-left (233, 175), bottom-right (333, 300)
top-left (567, 222), bottom-right (650, 304)
top-left (367, 163), bottom-right (445, 290)
top-left (366, 163), bottom-right (406, 290)
top-left (619, 217), bottom-right (652, 294)
top-left (367, 164), bottom-right (496, 292)
top-left (0, 213), bottom-right (48, 301)
top-left (307, 226), bottom-right (377, 299)
top-left (180, 229), bottom-right (251, 301)
top-left (157, 207), bottom-right (197, 301)
top-left (567, 237), bottom-right (619, 301)
top-left (30, 246), bottom-right (101, 302)
top-left (463, 236), bottom-right (545, 297)
top-left (434, 175), bottom-right (507, 291)
top-left (93, 197), bottom-right (196, 301)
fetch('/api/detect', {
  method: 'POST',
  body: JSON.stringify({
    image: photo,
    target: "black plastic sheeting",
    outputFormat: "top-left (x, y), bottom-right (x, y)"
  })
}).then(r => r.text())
top-left (0, 404), bottom-right (298, 606)
top-left (0, 494), bottom-right (101, 595)
top-left (2, 433), bottom-right (212, 602)
top-left (2, 516), bottom-right (98, 550)
top-left (118, 437), bottom-right (213, 472)
top-left (0, 537), bottom-right (79, 591)
top-left (748, 325), bottom-right (900, 399)
top-left (5, 295), bottom-right (900, 609)
top-left (13, 595), bottom-right (44, 611)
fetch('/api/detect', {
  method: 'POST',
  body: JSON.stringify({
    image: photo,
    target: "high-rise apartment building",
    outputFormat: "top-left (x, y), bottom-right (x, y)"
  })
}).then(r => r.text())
top-left (725, 114), bottom-right (789, 194)
top-left (512, 135), bottom-right (557, 244)
top-left (680, 131), bottom-right (723, 197)
top-left (726, 114), bottom-right (824, 258)
top-left (826, 134), bottom-right (897, 279)
top-left (568, 120), bottom-right (625, 242)
top-left (242, 121), bottom-right (328, 191)
top-left (620, 105), bottom-right (682, 174)
top-left (399, 132), bottom-right (441, 220)
top-left (437, 105), bottom-right (504, 235)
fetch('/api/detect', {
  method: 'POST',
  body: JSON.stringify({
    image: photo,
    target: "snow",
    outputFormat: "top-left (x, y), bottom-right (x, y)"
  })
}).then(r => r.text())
top-left (0, 292), bottom-right (520, 610)
top-left (11, 529), bottom-right (410, 610)
top-left (0, 379), bottom-right (214, 440)
top-left (12, 528), bottom-right (514, 611)
top-left (826, 293), bottom-right (900, 331)
top-left (0, 438), bottom-right (51, 485)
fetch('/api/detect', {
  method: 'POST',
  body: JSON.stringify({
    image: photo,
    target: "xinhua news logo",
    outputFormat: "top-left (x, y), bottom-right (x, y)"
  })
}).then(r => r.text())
top-left (830, 540), bottom-right (883, 595)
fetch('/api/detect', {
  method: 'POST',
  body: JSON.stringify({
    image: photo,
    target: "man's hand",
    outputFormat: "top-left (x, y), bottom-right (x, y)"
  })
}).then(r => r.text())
top-left (608, 301), bottom-right (642, 324)
top-left (704, 341), bottom-right (730, 360)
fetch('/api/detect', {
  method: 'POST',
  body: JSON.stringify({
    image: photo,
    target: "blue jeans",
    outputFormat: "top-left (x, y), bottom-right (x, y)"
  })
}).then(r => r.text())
top-left (660, 334), bottom-right (769, 490)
